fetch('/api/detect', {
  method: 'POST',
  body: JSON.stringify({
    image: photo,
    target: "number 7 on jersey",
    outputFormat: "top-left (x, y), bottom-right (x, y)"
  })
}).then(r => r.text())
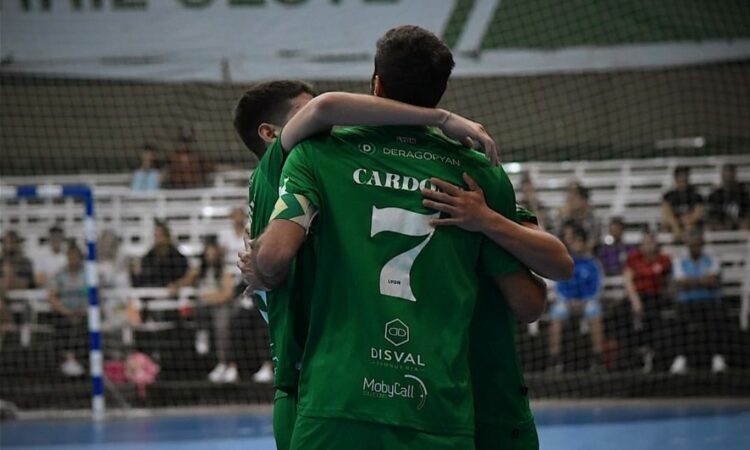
top-left (370, 206), bottom-right (440, 301)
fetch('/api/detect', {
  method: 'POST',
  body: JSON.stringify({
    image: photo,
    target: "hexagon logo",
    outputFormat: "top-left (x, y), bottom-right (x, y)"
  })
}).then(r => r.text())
top-left (384, 319), bottom-right (409, 347)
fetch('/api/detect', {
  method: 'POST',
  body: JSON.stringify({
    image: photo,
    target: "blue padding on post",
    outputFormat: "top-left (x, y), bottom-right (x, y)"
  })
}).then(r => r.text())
top-left (88, 286), bottom-right (99, 307)
top-left (86, 242), bottom-right (97, 261)
top-left (92, 377), bottom-right (104, 397)
top-left (89, 331), bottom-right (101, 351)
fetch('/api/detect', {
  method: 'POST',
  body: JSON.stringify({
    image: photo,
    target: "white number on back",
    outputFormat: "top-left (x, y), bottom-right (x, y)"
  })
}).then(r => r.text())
top-left (370, 206), bottom-right (439, 301)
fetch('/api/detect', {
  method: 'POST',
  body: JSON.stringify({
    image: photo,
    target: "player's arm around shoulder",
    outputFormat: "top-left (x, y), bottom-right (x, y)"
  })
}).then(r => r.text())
top-left (421, 168), bottom-right (573, 281)
top-left (421, 167), bottom-right (551, 322)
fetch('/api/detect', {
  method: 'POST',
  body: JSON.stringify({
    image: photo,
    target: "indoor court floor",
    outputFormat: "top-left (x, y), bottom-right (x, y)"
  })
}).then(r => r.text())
top-left (2, 400), bottom-right (749, 450)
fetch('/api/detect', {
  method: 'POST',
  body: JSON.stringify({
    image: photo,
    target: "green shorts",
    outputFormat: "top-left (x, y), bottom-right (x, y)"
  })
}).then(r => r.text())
top-left (290, 415), bottom-right (474, 450)
top-left (273, 389), bottom-right (298, 450)
top-left (475, 418), bottom-right (539, 450)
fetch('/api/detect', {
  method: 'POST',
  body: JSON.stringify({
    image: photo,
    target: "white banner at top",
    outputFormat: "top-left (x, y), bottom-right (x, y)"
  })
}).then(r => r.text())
top-left (1, 0), bottom-right (749, 81)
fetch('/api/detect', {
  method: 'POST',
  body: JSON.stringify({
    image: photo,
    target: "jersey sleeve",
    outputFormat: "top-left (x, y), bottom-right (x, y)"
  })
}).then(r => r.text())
top-left (248, 139), bottom-right (289, 239)
top-left (270, 144), bottom-right (320, 232)
top-left (516, 205), bottom-right (538, 225)
top-left (477, 166), bottom-right (524, 278)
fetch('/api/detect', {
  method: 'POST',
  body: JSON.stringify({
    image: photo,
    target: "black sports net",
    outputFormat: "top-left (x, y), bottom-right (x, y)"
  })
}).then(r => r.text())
top-left (0, 0), bottom-right (749, 412)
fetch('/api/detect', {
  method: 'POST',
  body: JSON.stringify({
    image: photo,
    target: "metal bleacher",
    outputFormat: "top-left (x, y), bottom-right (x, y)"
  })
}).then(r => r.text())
top-left (1, 155), bottom-right (749, 333)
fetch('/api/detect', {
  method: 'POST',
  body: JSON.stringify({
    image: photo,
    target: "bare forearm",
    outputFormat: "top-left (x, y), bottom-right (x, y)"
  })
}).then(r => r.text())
top-left (479, 211), bottom-right (573, 281)
top-left (495, 270), bottom-right (548, 323)
top-left (281, 92), bottom-right (447, 150)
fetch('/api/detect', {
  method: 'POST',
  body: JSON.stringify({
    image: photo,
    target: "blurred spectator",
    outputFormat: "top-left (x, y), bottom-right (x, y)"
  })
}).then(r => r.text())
top-left (596, 217), bottom-right (635, 276)
top-left (557, 181), bottom-right (600, 251)
top-left (707, 164), bottom-right (749, 230)
top-left (662, 166), bottom-right (704, 242)
top-left (48, 243), bottom-right (88, 377)
top-left (131, 221), bottom-right (188, 287)
top-left (548, 227), bottom-right (605, 373)
top-left (131, 145), bottom-right (161, 192)
top-left (669, 229), bottom-right (726, 374)
top-left (218, 207), bottom-right (247, 272)
top-left (623, 231), bottom-right (672, 373)
top-left (97, 230), bottom-right (130, 289)
top-left (171, 238), bottom-right (239, 383)
top-left (0, 230), bottom-right (34, 290)
top-left (518, 172), bottom-right (548, 228)
top-left (34, 225), bottom-right (67, 286)
top-left (163, 126), bottom-right (213, 189)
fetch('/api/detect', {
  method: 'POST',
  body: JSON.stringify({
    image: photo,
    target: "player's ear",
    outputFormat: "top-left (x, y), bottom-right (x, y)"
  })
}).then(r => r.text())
top-left (258, 123), bottom-right (278, 145)
top-left (372, 75), bottom-right (385, 98)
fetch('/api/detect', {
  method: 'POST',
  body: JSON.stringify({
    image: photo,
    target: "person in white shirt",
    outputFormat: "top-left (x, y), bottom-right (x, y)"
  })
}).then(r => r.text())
top-left (218, 207), bottom-right (247, 275)
top-left (34, 226), bottom-right (68, 287)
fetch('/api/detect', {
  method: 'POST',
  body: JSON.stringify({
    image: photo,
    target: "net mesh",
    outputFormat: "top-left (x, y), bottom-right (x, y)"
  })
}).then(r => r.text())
top-left (0, 0), bottom-right (749, 412)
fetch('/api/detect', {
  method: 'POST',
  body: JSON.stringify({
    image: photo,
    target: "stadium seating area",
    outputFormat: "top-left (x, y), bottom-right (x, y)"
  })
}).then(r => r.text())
top-left (1, 154), bottom-right (749, 409)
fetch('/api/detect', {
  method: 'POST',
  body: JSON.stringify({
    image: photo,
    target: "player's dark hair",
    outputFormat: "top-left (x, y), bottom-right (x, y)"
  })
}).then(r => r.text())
top-left (373, 25), bottom-right (455, 108)
top-left (233, 80), bottom-right (316, 157)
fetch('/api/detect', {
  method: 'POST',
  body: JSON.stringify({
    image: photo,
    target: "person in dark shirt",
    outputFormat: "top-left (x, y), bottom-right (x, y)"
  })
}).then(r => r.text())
top-left (662, 166), bottom-right (704, 242)
top-left (557, 182), bottom-right (600, 251)
top-left (707, 164), bottom-right (749, 230)
top-left (131, 220), bottom-right (188, 287)
top-left (596, 216), bottom-right (635, 276)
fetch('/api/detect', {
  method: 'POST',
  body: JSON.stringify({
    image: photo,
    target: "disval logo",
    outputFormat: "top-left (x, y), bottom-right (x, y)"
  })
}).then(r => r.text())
top-left (384, 319), bottom-right (409, 347)
top-left (371, 319), bottom-right (425, 370)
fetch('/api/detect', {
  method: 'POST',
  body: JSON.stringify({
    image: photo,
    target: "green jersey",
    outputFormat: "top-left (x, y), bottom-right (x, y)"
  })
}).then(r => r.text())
top-left (248, 139), bottom-right (312, 390)
top-left (273, 126), bottom-right (522, 436)
top-left (471, 206), bottom-right (539, 448)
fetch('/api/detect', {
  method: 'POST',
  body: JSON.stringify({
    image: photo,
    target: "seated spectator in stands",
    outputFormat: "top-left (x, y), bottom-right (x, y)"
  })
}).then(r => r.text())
top-left (707, 163), bottom-right (749, 230)
top-left (557, 181), bottom-right (600, 251)
top-left (670, 229), bottom-right (727, 374)
top-left (218, 207), bottom-right (246, 272)
top-left (596, 216), bottom-right (635, 276)
top-left (163, 126), bottom-right (213, 189)
top-left (0, 230), bottom-right (34, 290)
top-left (518, 172), bottom-right (548, 228)
top-left (623, 231), bottom-right (672, 373)
top-left (34, 225), bottom-right (67, 286)
top-left (662, 166), bottom-right (704, 242)
top-left (548, 227), bottom-right (605, 373)
top-left (131, 221), bottom-right (188, 287)
top-left (170, 238), bottom-right (239, 383)
top-left (131, 145), bottom-right (161, 192)
top-left (48, 243), bottom-right (88, 377)
top-left (97, 230), bottom-right (130, 289)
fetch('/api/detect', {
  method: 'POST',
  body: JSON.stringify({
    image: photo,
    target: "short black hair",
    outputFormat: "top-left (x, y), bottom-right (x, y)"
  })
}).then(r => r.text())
top-left (373, 25), bottom-right (455, 108)
top-left (572, 226), bottom-right (588, 243)
top-left (674, 166), bottom-right (690, 177)
top-left (233, 80), bottom-right (316, 156)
